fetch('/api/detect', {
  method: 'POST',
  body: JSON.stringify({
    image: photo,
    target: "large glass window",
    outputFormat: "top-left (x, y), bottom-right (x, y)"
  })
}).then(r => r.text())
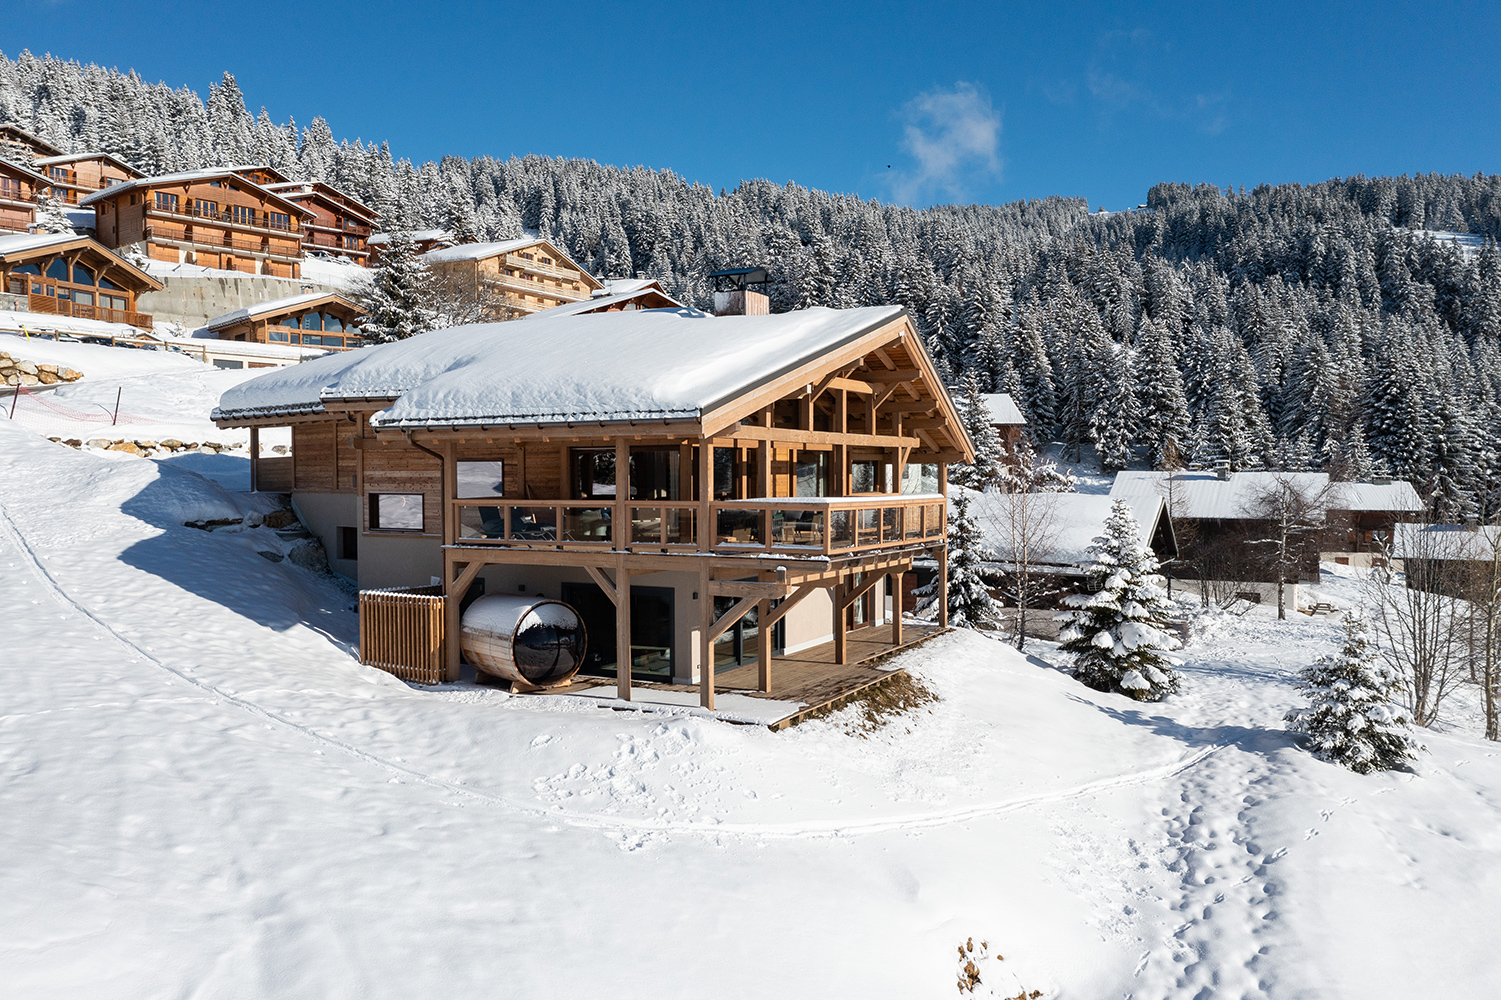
top-left (154, 192), bottom-right (179, 212)
top-left (98, 273), bottom-right (122, 291)
top-left (851, 459), bottom-right (894, 494)
top-left (902, 463), bottom-right (940, 494)
top-left (572, 449), bottom-right (616, 499)
top-left (72, 261), bottom-right (95, 284)
top-left (794, 452), bottom-right (828, 498)
top-left (369, 492), bottom-right (424, 531)
top-left (457, 461), bottom-right (504, 498)
top-left (630, 448), bottom-right (680, 501)
top-left (325, 314), bottom-right (344, 332)
top-left (45, 259), bottom-right (69, 281)
top-left (301, 312), bottom-right (323, 330)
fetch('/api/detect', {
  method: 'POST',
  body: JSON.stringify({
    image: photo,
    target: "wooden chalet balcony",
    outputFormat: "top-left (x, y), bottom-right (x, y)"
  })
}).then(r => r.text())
top-left (146, 203), bottom-right (301, 235)
top-left (305, 232), bottom-right (368, 252)
top-left (452, 494), bottom-right (944, 558)
top-left (143, 225), bottom-right (302, 261)
top-left (27, 292), bottom-right (151, 328)
top-left (503, 253), bottom-right (583, 283)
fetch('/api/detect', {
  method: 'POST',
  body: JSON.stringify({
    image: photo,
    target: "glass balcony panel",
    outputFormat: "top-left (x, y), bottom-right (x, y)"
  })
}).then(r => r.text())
top-left (716, 507), bottom-right (762, 545)
top-left (883, 507), bottom-right (901, 540)
top-left (561, 506), bottom-right (611, 543)
top-left (630, 507), bottom-right (662, 544)
top-left (830, 509), bottom-right (854, 548)
top-left (926, 503), bottom-right (944, 537)
top-left (666, 508), bottom-right (696, 545)
top-left (773, 509), bottom-right (824, 547)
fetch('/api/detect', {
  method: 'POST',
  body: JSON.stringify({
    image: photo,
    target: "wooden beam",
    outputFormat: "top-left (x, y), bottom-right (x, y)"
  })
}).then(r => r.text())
top-left (762, 584), bottom-right (818, 627)
top-left (863, 368), bottom-right (921, 383)
top-left (585, 565), bottom-right (618, 605)
top-left (724, 423), bottom-right (920, 450)
top-left (707, 594), bottom-right (759, 644)
top-left (872, 348), bottom-right (897, 370)
top-left (826, 376), bottom-right (878, 395)
top-left (837, 569), bottom-right (886, 611)
top-left (708, 580), bottom-right (789, 599)
top-left (885, 400), bottom-right (938, 415)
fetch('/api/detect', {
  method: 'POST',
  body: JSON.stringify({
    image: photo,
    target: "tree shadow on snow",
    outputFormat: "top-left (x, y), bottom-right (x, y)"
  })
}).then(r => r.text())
top-left (1069, 694), bottom-right (1297, 759)
top-left (116, 473), bottom-right (357, 648)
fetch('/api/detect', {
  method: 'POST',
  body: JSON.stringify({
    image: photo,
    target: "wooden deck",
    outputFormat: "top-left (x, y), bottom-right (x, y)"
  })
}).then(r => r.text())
top-left (552, 623), bottom-right (947, 730)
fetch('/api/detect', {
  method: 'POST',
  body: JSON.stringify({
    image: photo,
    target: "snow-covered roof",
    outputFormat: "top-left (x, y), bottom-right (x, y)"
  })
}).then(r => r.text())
top-left (422, 237), bottom-right (547, 263)
top-left (968, 489), bottom-right (1171, 569)
top-left (1110, 470), bottom-right (1329, 520)
top-left (981, 392), bottom-right (1026, 426)
top-left (261, 180), bottom-right (377, 219)
top-left (33, 151), bottom-right (143, 176)
top-left (1110, 469), bottom-right (1422, 519)
top-left (0, 231), bottom-right (94, 256)
top-left (0, 157), bottom-right (56, 186)
top-left (214, 305), bottom-right (906, 427)
top-left (522, 286), bottom-right (685, 320)
top-left (78, 169), bottom-right (313, 215)
top-left (1391, 523), bottom-right (1501, 561)
top-left (597, 278), bottom-right (663, 296)
top-left (141, 329), bottom-right (330, 362)
top-left (204, 291), bottom-right (360, 331)
top-left (1330, 480), bottom-right (1425, 513)
top-left (368, 229), bottom-right (451, 246)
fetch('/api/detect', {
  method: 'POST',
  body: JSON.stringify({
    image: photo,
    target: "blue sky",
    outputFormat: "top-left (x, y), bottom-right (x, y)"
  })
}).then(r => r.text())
top-left (15, 1), bottom-right (1501, 210)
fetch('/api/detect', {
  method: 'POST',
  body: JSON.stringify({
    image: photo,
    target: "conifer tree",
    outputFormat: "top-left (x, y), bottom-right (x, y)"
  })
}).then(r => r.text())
top-left (1285, 613), bottom-right (1421, 773)
top-left (1056, 500), bottom-right (1181, 701)
top-left (1133, 314), bottom-right (1193, 468)
top-left (357, 229), bottom-right (437, 342)
top-left (32, 192), bottom-right (73, 234)
top-left (949, 371), bottom-right (1004, 489)
top-left (943, 491), bottom-right (999, 629)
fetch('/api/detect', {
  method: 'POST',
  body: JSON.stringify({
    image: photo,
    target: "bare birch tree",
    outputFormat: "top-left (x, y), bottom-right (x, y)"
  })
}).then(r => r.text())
top-left (1464, 526), bottom-right (1501, 741)
top-left (1369, 526), bottom-right (1469, 727)
top-left (1241, 474), bottom-right (1340, 620)
top-left (978, 489), bottom-right (1063, 651)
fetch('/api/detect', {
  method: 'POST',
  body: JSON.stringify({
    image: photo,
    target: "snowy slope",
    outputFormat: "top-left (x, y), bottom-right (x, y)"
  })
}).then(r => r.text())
top-left (2, 416), bottom-right (1500, 997)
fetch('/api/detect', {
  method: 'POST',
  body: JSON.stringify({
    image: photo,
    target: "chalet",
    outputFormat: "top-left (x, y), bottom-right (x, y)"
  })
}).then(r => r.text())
top-left (1110, 470), bottom-right (1423, 604)
top-left (31, 152), bottom-right (143, 205)
top-left (228, 165), bottom-right (294, 187)
top-left (980, 392), bottom-right (1027, 456)
top-left (0, 123), bottom-right (64, 163)
top-left (971, 490), bottom-right (1175, 605)
top-left (0, 232), bottom-right (161, 328)
top-left (0, 159), bottom-right (51, 235)
top-left (263, 180), bottom-right (378, 266)
top-left (423, 238), bottom-right (605, 318)
top-left (367, 229), bottom-right (453, 260)
top-left (1391, 523), bottom-right (1501, 597)
top-left (524, 279), bottom-right (684, 319)
top-left (82, 169), bottom-right (314, 278)
top-left (203, 291), bottom-right (364, 351)
top-left (212, 302), bottom-right (971, 711)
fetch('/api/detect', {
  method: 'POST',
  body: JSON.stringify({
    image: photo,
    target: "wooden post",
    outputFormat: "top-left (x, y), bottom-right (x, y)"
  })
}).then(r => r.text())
top-left (616, 564), bottom-right (632, 701)
top-left (890, 571), bottom-right (902, 645)
top-left (699, 561), bottom-right (714, 710)
top-left (248, 425), bottom-right (259, 492)
top-left (698, 439), bottom-right (713, 551)
top-left (833, 577), bottom-right (848, 664)
top-left (444, 553), bottom-right (464, 681)
top-left (442, 441), bottom-right (457, 547)
top-left (614, 437), bottom-right (629, 550)
top-left (938, 462), bottom-right (949, 627)
top-left (758, 569), bottom-right (773, 693)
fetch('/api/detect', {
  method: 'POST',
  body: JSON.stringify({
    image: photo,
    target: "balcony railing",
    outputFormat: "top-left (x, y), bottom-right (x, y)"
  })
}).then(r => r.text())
top-left (147, 202), bottom-right (300, 234)
top-left (27, 293), bottom-right (152, 328)
top-left (143, 226), bottom-right (301, 259)
top-left (452, 494), bottom-right (945, 557)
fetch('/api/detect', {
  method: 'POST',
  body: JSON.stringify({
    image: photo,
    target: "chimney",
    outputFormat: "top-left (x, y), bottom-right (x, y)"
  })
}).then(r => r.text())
top-left (1372, 474), bottom-right (1392, 485)
top-left (1215, 459), bottom-right (1231, 481)
top-left (708, 265), bottom-right (771, 316)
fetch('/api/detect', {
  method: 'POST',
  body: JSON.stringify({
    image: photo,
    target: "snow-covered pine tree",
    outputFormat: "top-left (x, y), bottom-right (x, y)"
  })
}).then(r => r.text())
top-left (1091, 338), bottom-right (1138, 473)
top-left (32, 192), bottom-right (74, 234)
top-left (357, 229), bottom-right (437, 342)
top-left (1133, 314), bottom-right (1193, 469)
top-left (1285, 612), bottom-right (1421, 773)
top-left (949, 371), bottom-right (1004, 490)
top-left (944, 490), bottom-right (999, 629)
top-left (1056, 499), bottom-right (1181, 701)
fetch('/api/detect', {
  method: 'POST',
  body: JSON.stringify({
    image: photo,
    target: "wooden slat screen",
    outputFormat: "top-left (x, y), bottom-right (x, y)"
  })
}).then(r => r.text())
top-left (358, 585), bottom-right (446, 685)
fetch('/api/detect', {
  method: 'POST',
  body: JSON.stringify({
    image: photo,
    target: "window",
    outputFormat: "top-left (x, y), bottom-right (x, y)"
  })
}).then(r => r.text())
top-left (103, 177), bottom-right (121, 187)
top-left (269, 212), bottom-right (290, 231)
top-left (457, 461), bottom-right (505, 498)
top-left (901, 463), bottom-right (939, 494)
top-left (795, 453), bottom-right (828, 498)
top-left (337, 526), bottom-right (358, 561)
top-left (45, 259), bottom-right (69, 281)
top-left (49, 166), bottom-right (67, 180)
top-left (370, 493), bottom-right (424, 531)
top-left (213, 359), bottom-right (243, 370)
top-left (154, 192), bottom-right (179, 212)
top-left (98, 273), bottom-right (122, 292)
top-left (72, 261), bottom-right (95, 284)
top-left (193, 199), bottom-right (217, 218)
top-left (232, 205), bottom-right (255, 226)
top-left (210, 180), bottom-right (222, 188)
top-left (0, 177), bottom-right (19, 197)
top-left (102, 294), bottom-right (127, 311)
top-left (540, 257), bottom-right (552, 266)
top-left (325, 314), bottom-right (344, 332)
top-left (344, 235), bottom-right (357, 248)
top-left (302, 312), bottom-right (323, 330)
top-left (268, 329), bottom-right (290, 343)
top-left (71, 290), bottom-right (94, 306)
top-left (851, 460), bottom-right (893, 494)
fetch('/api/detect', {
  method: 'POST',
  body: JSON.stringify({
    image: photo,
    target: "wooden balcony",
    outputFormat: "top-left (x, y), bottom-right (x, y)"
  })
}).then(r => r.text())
top-left (143, 226), bottom-right (302, 262)
top-left (452, 494), bottom-right (944, 558)
top-left (146, 203), bottom-right (300, 235)
top-left (27, 292), bottom-right (152, 328)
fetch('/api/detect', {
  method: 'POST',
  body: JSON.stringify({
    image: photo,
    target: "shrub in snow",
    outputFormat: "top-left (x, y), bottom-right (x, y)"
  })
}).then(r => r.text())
top-left (1285, 613), bottom-right (1421, 774)
top-left (1056, 498), bottom-right (1181, 700)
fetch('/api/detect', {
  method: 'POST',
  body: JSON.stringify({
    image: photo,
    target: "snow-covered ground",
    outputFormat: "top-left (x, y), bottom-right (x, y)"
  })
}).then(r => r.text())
top-left (2, 351), bottom-right (1500, 996)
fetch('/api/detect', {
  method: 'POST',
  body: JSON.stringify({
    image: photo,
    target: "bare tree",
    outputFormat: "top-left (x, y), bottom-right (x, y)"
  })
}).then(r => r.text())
top-left (1369, 526), bottom-right (1469, 727)
top-left (978, 488), bottom-right (1063, 651)
top-left (1241, 474), bottom-right (1341, 620)
top-left (1463, 526), bottom-right (1501, 741)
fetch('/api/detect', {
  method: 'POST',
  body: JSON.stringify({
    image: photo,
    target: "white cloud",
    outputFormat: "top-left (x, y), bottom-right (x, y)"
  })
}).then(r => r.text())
top-left (891, 82), bottom-right (1003, 206)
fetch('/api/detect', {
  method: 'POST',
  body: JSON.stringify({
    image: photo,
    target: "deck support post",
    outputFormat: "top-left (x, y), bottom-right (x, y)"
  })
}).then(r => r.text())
top-left (890, 571), bottom-right (902, 646)
top-left (937, 544), bottom-right (949, 629)
top-left (444, 557), bottom-right (483, 682)
top-left (757, 571), bottom-right (772, 693)
top-left (699, 561), bottom-right (714, 710)
top-left (615, 564), bottom-right (632, 702)
top-left (248, 426), bottom-right (259, 492)
top-left (833, 577), bottom-right (848, 665)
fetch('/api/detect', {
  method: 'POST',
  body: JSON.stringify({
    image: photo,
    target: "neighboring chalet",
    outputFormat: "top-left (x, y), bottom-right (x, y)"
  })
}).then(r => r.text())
top-left (212, 303), bottom-right (971, 711)
top-left (31, 152), bottom-right (143, 205)
top-left (83, 169), bottom-right (314, 278)
top-left (980, 392), bottom-right (1027, 456)
top-left (1110, 469), bottom-right (1424, 604)
top-left (424, 238), bottom-right (605, 318)
top-left (203, 291), bottom-right (364, 351)
top-left (0, 123), bottom-right (64, 163)
top-left (263, 180), bottom-right (378, 265)
top-left (522, 278), bottom-right (684, 319)
top-left (0, 159), bottom-right (52, 235)
top-left (1392, 523), bottom-right (1501, 597)
top-left (367, 229), bottom-right (452, 261)
top-left (0, 232), bottom-right (161, 328)
top-left (970, 489), bottom-right (1175, 607)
